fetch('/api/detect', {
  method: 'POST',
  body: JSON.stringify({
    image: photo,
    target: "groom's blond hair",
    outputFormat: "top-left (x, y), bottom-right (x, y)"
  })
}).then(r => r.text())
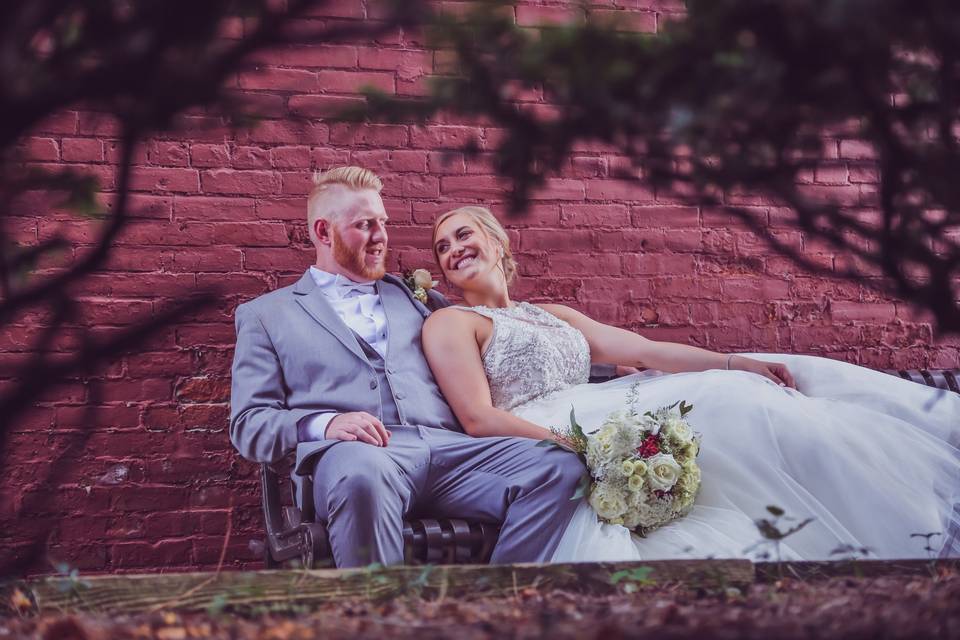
top-left (307, 166), bottom-right (383, 244)
top-left (433, 206), bottom-right (517, 284)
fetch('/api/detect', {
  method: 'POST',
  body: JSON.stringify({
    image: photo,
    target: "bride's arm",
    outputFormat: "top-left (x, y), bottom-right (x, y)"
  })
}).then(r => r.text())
top-left (541, 304), bottom-right (796, 388)
top-left (422, 309), bottom-right (557, 439)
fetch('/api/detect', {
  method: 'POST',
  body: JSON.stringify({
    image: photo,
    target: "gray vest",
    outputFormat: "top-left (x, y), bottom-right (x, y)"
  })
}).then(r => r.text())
top-left (353, 333), bottom-right (402, 426)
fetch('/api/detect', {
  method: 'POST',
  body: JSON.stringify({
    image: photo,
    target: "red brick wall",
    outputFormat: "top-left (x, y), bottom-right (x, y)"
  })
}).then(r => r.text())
top-left (2, 1), bottom-right (956, 573)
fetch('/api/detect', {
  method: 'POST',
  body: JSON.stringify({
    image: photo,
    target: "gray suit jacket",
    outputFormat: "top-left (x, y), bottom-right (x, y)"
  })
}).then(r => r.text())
top-left (229, 269), bottom-right (461, 479)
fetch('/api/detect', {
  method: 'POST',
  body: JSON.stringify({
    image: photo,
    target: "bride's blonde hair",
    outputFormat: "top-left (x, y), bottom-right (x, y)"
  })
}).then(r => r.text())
top-left (432, 206), bottom-right (517, 284)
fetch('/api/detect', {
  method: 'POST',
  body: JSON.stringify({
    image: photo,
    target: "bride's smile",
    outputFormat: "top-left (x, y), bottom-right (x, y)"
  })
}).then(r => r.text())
top-left (432, 211), bottom-right (509, 303)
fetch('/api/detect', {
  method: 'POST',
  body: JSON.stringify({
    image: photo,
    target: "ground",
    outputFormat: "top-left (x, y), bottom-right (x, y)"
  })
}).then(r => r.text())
top-left (3, 569), bottom-right (958, 639)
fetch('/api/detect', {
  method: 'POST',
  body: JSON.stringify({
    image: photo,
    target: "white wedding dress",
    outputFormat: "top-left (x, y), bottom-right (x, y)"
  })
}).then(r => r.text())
top-left (457, 302), bottom-right (960, 561)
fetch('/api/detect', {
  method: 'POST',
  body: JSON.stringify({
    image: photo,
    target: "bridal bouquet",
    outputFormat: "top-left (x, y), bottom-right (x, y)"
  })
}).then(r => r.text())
top-left (549, 386), bottom-right (702, 536)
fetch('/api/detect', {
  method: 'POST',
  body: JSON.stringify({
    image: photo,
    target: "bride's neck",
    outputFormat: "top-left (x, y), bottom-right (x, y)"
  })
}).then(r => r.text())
top-left (462, 281), bottom-right (511, 309)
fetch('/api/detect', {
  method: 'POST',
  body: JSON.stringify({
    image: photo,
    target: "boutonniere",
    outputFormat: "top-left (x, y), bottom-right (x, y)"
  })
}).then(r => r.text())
top-left (402, 268), bottom-right (438, 304)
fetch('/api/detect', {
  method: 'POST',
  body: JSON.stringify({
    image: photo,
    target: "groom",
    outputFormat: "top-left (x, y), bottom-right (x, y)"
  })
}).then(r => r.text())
top-left (229, 166), bottom-right (585, 568)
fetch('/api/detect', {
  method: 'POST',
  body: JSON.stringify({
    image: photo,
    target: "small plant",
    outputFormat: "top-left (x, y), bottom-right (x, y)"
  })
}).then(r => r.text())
top-left (745, 505), bottom-right (815, 565)
top-left (51, 562), bottom-right (90, 598)
top-left (829, 543), bottom-right (873, 561)
top-left (609, 566), bottom-right (656, 593)
top-left (910, 532), bottom-right (942, 559)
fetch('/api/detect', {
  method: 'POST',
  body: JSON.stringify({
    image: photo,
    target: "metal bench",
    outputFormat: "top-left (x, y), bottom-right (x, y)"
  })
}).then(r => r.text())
top-left (258, 367), bottom-right (958, 568)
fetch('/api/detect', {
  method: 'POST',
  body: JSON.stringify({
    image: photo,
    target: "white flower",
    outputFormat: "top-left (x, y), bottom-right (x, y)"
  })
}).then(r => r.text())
top-left (588, 483), bottom-right (626, 521)
top-left (663, 416), bottom-right (694, 444)
top-left (645, 452), bottom-right (682, 492)
top-left (412, 268), bottom-right (437, 290)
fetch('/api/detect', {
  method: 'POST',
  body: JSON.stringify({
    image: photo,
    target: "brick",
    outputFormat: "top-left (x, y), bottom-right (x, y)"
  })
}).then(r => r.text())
top-left (521, 229), bottom-right (594, 251)
top-left (585, 179), bottom-right (655, 201)
top-left (796, 184), bottom-right (861, 207)
top-left (596, 228), bottom-right (666, 252)
top-left (399, 174), bottom-right (440, 198)
top-left (830, 301), bottom-right (897, 322)
top-left (231, 146), bottom-right (271, 169)
top-left (722, 277), bottom-right (791, 300)
top-left (241, 120), bottom-right (329, 145)
top-left (440, 175), bottom-right (507, 199)
top-left (175, 377), bottom-right (230, 403)
top-left (813, 165), bottom-right (848, 185)
top-left (146, 141), bottom-right (189, 166)
top-left (849, 164), bottom-right (880, 183)
top-left (190, 144), bottom-right (230, 167)
top-left (560, 204), bottom-right (630, 228)
top-left (201, 169), bottom-right (280, 195)
top-left (516, 5), bottom-right (585, 26)
top-left (20, 137), bottom-right (59, 161)
top-left (530, 178), bottom-right (585, 201)
top-left (590, 9), bottom-right (657, 32)
top-left (248, 44), bottom-right (358, 68)
top-left (302, 0), bottom-right (365, 19)
top-left (174, 196), bottom-right (256, 222)
top-left (630, 205), bottom-right (699, 228)
top-left (410, 125), bottom-right (478, 149)
top-left (623, 253), bottom-right (697, 275)
top-left (839, 139), bottom-right (877, 160)
top-left (130, 167), bottom-right (200, 193)
top-left (288, 94), bottom-right (366, 118)
top-left (359, 47), bottom-right (431, 78)
top-left (329, 123), bottom-right (408, 147)
top-left (269, 146), bottom-right (312, 169)
top-left (317, 69), bottom-right (395, 93)
top-left (238, 66), bottom-right (318, 91)
top-left (33, 111), bottom-right (78, 135)
top-left (548, 253), bottom-right (621, 275)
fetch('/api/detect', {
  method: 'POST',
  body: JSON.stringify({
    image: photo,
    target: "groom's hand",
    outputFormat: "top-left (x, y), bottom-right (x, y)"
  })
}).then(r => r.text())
top-left (326, 412), bottom-right (391, 446)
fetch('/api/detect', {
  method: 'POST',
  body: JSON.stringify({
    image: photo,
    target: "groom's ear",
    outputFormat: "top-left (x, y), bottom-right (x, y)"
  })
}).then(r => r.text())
top-left (314, 219), bottom-right (332, 245)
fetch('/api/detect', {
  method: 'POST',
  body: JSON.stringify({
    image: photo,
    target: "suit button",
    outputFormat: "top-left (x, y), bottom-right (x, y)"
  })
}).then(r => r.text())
top-left (396, 391), bottom-right (406, 400)
top-left (370, 380), bottom-right (378, 389)
top-left (386, 366), bottom-right (395, 374)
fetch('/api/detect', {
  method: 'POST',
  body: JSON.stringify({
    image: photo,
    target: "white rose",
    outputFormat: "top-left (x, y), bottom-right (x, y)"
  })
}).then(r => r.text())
top-left (645, 453), bottom-right (682, 492)
top-left (412, 268), bottom-right (436, 290)
top-left (663, 417), bottom-right (694, 444)
top-left (588, 483), bottom-right (626, 521)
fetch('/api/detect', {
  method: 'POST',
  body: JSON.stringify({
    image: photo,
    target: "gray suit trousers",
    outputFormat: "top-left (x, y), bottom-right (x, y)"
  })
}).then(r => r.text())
top-left (312, 425), bottom-right (586, 567)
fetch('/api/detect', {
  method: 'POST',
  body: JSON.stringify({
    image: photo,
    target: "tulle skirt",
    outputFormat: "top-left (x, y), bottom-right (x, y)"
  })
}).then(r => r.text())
top-left (511, 354), bottom-right (960, 561)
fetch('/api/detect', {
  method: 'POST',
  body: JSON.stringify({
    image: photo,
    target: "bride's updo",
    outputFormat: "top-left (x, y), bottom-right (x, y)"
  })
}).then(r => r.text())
top-left (432, 206), bottom-right (518, 284)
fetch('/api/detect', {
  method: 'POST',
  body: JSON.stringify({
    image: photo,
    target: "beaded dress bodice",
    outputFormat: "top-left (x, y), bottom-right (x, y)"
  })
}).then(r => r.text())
top-left (459, 302), bottom-right (592, 412)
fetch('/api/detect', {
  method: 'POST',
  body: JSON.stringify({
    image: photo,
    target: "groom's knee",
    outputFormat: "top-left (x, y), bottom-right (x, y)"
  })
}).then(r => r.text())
top-left (541, 447), bottom-right (587, 492)
top-left (314, 444), bottom-right (405, 517)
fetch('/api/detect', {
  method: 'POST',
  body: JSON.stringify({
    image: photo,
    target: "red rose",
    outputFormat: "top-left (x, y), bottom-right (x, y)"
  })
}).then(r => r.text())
top-left (637, 434), bottom-right (660, 458)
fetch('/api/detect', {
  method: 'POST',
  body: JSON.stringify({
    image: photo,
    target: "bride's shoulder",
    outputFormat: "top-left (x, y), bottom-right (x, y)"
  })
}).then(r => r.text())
top-left (423, 306), bottom-right (479, 333)
top-left (532, 303), bottom-right (579, 322)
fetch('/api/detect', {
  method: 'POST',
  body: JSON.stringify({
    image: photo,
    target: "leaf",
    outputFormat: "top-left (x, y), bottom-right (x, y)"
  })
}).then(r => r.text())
top-left (610, 566), bottom-right (655, 585)
top-left (766, 505), bottom-right (785, 517)
top-left (206, 593), bottom-right (229, 615)
top-left (569, 406), bottom-right (586, 442)
top-left (679, 400), bottom-right (693, 416)
top-left (570, 473), bottom-right (590, 501)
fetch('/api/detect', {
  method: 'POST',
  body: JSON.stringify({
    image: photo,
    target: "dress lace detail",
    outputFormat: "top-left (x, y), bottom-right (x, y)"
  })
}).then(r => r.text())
top-left (456, 302), bottom-right (592, 412)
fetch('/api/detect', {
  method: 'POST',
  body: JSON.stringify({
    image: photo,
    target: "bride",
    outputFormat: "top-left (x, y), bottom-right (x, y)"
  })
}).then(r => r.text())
top-left (422, 205), bottom-right (959, 561)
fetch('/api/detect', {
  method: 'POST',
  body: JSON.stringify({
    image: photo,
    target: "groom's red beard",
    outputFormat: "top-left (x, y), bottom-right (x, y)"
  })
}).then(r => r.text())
top-left (332, 227), bottom-right (387, 280)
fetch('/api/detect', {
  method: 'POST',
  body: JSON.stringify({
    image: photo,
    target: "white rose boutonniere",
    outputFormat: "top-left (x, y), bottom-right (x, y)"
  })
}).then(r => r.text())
top-left (403, 268), bottom-right (439, 304)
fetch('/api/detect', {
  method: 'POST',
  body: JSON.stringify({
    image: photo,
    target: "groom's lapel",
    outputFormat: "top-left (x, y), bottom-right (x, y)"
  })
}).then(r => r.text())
top-left (292, 270), bottom-right (367, 363)
top-left (381, 272), bottom-right (430, 318)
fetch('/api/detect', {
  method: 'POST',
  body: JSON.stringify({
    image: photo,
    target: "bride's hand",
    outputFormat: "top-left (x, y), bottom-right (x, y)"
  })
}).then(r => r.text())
top-left (730, 356), bottom-right (797, 390)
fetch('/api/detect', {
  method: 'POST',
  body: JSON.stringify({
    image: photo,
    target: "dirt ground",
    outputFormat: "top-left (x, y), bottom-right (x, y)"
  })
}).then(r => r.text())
top-left (3, 570), bottom-right (958, 639)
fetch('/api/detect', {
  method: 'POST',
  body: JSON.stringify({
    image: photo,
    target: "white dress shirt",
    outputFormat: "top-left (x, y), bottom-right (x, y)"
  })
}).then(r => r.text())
top-left (298, 267), bottom-right (390, 441)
